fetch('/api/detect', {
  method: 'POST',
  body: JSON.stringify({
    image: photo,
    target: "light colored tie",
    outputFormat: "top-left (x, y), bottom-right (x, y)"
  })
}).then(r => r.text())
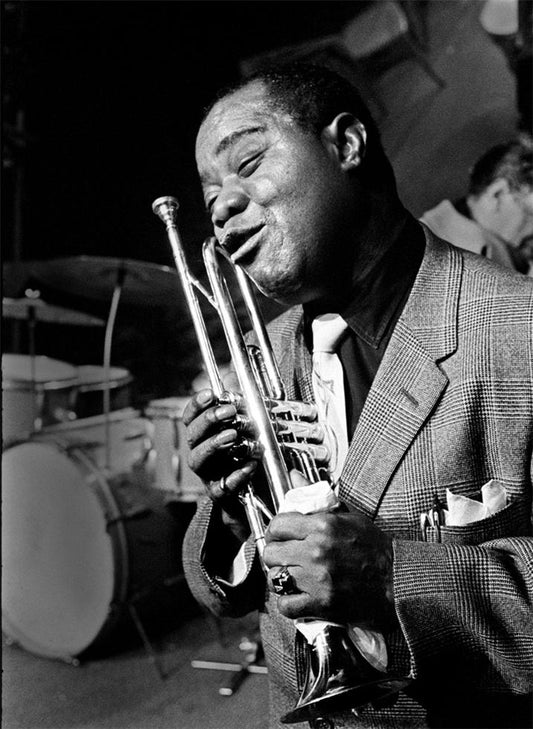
top-left (311, 313), bottom-right (349, 483)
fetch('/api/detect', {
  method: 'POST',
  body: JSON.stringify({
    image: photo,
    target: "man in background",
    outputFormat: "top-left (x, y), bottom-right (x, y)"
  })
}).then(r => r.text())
top-left (421, 135), bottom-right (533, 275)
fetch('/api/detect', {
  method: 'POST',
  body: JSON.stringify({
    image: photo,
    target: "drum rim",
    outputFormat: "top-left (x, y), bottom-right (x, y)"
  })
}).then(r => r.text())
top-left (77, 375), bottom-right (133, 393)
top-left (1, 439), bottom-right (130, 659)
top-left (2, 376), bottom-right (80, 391)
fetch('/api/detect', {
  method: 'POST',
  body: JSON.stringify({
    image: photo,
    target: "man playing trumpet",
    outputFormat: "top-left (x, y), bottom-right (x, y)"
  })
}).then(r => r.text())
top-left (179, 64), bottom-right (533, 728)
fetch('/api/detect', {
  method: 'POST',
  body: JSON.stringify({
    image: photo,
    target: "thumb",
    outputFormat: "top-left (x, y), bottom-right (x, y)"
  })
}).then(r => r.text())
top-left (289, 469), bottom-right (311, 489)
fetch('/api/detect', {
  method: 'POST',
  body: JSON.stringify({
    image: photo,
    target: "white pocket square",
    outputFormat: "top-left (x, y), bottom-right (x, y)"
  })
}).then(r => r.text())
top-left (445, 480), bottom-right (507, 526)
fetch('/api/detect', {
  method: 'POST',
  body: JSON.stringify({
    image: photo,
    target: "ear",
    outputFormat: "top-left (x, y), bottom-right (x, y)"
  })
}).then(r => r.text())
top-left (321, 113), bottom-right (367, 171)
top-left (482, 178), bottom-right (511, 210)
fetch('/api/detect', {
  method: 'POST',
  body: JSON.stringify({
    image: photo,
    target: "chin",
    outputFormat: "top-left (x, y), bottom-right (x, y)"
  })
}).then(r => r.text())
top-left (251, 269), bottom-right (303, 306)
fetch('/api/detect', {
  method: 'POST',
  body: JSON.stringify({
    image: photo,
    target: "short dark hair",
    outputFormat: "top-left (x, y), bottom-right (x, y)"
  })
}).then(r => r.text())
top-left (202, 63), bottom-right (395, 189)
top-left (469, 134), bottom-right (533, 197)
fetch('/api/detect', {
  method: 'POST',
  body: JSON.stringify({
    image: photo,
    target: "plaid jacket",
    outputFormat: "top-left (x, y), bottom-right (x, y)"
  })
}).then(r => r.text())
top-left (182, 231), bottom-right (533, 728)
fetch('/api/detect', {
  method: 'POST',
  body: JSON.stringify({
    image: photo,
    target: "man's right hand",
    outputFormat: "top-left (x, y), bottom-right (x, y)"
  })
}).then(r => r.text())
top-left (182, 387), bottom-right (257, 543)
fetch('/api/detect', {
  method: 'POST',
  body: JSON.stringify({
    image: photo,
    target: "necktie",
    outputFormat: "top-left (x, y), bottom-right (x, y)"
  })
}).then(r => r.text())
top-left (311, 313), bottom-right (349, 483)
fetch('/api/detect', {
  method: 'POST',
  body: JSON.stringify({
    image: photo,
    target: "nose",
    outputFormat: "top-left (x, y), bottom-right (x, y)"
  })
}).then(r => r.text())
top-left (211, 176), bottom-right (249, 231)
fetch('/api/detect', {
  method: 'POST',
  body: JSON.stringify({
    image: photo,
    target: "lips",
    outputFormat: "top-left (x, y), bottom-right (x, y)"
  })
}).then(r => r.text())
top-left (221, 224), bottom-right (264, 261)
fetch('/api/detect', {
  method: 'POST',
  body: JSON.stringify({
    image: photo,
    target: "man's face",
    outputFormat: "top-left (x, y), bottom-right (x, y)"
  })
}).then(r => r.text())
top-left (514, 187), bottom-right (533, 246)
top-left (195, 82), bottom-right (357, 305)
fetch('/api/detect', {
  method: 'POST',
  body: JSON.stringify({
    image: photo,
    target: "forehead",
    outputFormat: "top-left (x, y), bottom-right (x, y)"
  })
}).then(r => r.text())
top-left (195, 82), bottom-right (294, 169)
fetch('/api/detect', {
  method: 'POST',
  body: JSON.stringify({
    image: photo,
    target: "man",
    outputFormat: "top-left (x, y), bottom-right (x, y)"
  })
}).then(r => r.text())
top-left (180, 64), bottom-right (533, 728)
top-left (421, 135), bottom-right (533, 275)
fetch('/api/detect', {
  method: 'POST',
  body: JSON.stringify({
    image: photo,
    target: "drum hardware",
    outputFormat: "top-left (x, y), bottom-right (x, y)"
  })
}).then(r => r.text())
top-left (1, 418), bottom-right (197, 676)
top-left (191, 636), bottom-right (268, 696)
top-left (27, 256), bottom-right (184, 470)
top-left (2, 290), bottom-right (104, 438)
top-left (29, 255), bottom-right (183, 307)
top-left (75, 365), bottom-right (133, 419)
top-left (143, 396), bottom-right (205, 503)
top-left (2, 294), bottom-right (105, 327)
top-left (2, 354), bottom-right (80, 443)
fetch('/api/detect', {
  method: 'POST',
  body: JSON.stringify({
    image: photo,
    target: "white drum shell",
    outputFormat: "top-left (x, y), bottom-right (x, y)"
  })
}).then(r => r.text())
top-left (1, 410), bottom-right (192, 661)
top-left (2, 354), bottom-right (79, 442)
top-left (144, 397), bottom-right (204, 502)
top-left (2, 441), bottom-right (124, 659)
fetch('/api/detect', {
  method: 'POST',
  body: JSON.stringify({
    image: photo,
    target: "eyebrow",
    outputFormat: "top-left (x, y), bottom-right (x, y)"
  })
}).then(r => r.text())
top-left (214, 125), bottom-right (266, 157)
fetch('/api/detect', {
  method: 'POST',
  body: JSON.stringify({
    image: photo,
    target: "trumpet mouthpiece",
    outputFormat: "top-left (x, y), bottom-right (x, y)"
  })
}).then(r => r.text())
top-left (152, 196), bottom-right (180, 225)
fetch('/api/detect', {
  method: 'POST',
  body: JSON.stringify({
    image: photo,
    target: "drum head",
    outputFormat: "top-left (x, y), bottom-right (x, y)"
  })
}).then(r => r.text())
top-left (2, 442), bottom-right (116, 659)
top-left (2, 354), bottom-right (78, 389)
top-left (77, 365), bottom-right (132, 391)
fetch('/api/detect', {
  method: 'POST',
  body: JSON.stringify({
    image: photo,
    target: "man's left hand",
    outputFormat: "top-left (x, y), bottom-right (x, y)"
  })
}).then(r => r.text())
top-left (264, 509), bottom-right (396, 632)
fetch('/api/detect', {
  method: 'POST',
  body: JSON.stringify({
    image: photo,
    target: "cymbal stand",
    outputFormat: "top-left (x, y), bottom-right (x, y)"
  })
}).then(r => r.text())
top-left (24, 289), bottom-right (42, 431)
top-left (103, 266), bottom-right (125, 471)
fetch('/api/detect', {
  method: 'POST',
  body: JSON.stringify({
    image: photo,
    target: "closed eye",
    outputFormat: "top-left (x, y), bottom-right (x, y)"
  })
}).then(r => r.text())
top-left (238, 152), bottom-right (262, 177)
top-left (205, 196), bottom-right (217, 214)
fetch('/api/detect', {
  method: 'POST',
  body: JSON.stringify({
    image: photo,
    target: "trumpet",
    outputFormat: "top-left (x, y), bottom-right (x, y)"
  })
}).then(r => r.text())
top-left (152, 195), bottom-right (411, 724)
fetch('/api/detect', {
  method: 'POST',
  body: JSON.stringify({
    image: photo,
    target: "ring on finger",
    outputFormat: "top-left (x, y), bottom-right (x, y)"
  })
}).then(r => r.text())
top-left (271, 566), bottom-right (297, 596)
top-left (219, 476), bottom-right (228, 495)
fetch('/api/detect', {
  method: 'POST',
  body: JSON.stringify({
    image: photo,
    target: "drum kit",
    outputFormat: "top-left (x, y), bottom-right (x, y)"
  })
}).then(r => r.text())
top-left (2, 256), bottom-right (204, 667)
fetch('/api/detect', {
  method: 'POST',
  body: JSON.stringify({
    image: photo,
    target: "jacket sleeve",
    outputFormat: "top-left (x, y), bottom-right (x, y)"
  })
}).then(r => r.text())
top-left (393, 532), bottom-right (533, 695)
top-left (182, 495), bottom-right (266, 617)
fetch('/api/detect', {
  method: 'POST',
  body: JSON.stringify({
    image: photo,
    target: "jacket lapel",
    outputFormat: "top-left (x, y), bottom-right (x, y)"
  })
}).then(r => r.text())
top-left (339, 232), bottom-right (463, 518)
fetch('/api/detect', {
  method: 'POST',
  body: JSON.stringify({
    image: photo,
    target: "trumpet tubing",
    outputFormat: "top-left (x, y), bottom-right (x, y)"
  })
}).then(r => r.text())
top-left (152, 195), bottom-right (411, 724)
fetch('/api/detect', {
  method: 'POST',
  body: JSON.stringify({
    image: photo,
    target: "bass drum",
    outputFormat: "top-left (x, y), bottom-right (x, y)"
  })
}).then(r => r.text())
top-left (1, 420), bottom-right (195, 662)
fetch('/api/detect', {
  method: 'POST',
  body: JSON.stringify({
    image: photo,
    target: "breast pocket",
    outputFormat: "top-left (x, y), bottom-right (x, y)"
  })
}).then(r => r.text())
top-left (423, 498), bottom-right (531, 545)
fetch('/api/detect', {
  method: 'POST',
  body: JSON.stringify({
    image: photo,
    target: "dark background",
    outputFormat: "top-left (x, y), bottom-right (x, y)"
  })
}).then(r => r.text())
top-left (3, 1), bottom-right (366, 265)
top-left (2, 0), bottom-right (527, 400)
top-left (6, 1), bottom-right (358, 394)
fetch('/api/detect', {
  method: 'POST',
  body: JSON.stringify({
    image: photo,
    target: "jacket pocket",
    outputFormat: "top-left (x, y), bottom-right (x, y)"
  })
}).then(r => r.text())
top-left (423, 498), bottom-right (531, 545)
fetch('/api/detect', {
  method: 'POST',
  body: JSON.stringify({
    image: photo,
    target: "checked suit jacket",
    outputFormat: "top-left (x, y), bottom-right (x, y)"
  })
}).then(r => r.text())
top-left (182, 230), bottom-right (533, 728)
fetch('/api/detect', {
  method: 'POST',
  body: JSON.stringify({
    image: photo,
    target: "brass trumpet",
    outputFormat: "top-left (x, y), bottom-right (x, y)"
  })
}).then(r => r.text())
top-left (152, 195), bottom-right (411, 724)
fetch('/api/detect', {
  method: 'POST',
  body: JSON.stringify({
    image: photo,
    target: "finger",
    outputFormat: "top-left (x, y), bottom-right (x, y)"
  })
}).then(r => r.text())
top-left (273, 421), bottom-right (324, 443)
top-left (222, 370), bottom-right (241, 393)
top-left (182, 389), bottom-right (216, 426)
top-left (265, 512), bottom-right (312, 541)
top-left (289, 469), bottom-right (310, 489)
top-left (275, 593), bottom-right (311, 620)
top-left (187, 428), bottom-right (238, 475)
top-left (209, 460), bottom-right (258, 502)
top-left (186, 401), bottom-right (238, 449)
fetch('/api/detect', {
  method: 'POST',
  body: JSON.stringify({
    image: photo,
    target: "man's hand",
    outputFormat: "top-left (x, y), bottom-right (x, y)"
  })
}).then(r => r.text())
top-left (263, 507), bottom-right (396, 632)
top-left (182, 386), bottom-right (257, 543)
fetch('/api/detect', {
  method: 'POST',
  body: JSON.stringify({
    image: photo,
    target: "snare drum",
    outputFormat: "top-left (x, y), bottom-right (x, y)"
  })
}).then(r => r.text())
top-left (2, 354), bottom-right (79, 443)
top-left (75, 365), bottom-right (133, 419)
top-left (145, 397), bottom-right (204, 502)
top-left (1, 410), bottom-right (193, 661)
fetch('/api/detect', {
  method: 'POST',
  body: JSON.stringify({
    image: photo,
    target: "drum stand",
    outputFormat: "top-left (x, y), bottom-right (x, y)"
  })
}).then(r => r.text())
top-left (125, 571), bottom-right (189, 681)
top-left (102, 265), bottom-right (125, 472)
top-left (27, 301), bottom-right (40, 430)
top-left (191, 615), bottom-right (267, 696)
top-left (127, 602), bottom-right (168, 680)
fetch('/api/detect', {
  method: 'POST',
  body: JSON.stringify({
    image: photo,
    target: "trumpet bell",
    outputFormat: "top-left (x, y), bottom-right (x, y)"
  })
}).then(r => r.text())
top-left (281, 624), bottom-right (413, 724)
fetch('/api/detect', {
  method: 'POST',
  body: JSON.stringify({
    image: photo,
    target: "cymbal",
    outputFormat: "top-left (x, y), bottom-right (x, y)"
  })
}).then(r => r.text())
top-left (3, 297), bottom-right (105, 327)
top-left (33, 256), bottom-right (182, 306)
